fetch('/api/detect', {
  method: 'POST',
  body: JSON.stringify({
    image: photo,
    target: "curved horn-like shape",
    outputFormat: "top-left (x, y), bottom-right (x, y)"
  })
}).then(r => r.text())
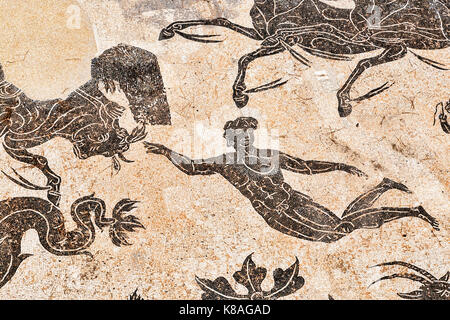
top-left (433, 102), bottom-right (443, 126)
top-left (439, 272), bottom-right (449, 282)
top-left (175, 30), bottom-right (223, 43)
top-left (370, 273), bottom-right (431, 287)
top-left (279, 39), bottom-right (311, 67)
top-left (111, 156), bottom-right (121, 174)
top-left (372, 261), bottom-right (437, 282)
top-left (118, 153), bottom-right (134, 163)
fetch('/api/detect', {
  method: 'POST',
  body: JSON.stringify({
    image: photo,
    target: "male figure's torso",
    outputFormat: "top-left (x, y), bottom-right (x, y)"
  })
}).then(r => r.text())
top-left (215, 151), bottom-right (294, 210)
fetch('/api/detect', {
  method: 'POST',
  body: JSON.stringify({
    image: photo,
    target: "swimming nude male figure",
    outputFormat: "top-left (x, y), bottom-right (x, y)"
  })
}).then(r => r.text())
top-left (144, 117), bottom-right (439, 242)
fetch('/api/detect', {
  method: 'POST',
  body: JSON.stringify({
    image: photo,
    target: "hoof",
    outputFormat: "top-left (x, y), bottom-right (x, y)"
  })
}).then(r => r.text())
top-left (338, 104), bottom-right (353, 117)
top-left (158, 29), bottom-right (175, 41)
top-left (233, 94), bottom-right (249, 109)
top-left (338, 94), bottom-right (353, 117)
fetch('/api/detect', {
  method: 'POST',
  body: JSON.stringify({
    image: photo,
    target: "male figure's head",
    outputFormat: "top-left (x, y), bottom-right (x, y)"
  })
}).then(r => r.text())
top-left (223, 117), bottom-right (257, 153)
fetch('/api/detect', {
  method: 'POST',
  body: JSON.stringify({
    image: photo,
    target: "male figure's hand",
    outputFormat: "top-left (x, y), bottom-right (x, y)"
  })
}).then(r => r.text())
top-left (143, 142), bottom-right (168, 155)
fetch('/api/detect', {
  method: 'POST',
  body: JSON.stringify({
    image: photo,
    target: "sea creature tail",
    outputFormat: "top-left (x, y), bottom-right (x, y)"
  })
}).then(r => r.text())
top-left (0, 236), bottom-right (33, 289)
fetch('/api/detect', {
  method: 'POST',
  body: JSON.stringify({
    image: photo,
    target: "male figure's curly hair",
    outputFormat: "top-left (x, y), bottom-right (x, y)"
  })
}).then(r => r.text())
top-left (224, 117), bottom-right (258, 131)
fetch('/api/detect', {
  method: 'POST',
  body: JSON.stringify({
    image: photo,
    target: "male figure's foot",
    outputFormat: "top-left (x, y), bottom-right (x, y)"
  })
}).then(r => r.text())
top-left (381, 178), bottom-right (412, 194)
top-left (415, 206), bottom-right (440, 231)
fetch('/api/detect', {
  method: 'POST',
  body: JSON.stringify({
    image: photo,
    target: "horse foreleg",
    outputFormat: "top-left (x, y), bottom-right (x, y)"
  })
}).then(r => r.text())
top-left (337, 45), bottom-right (407, 117)
top-left (159, 18), bottom-right (263, 41)
top-left (233, 46), bottom-right (286, 108)
top-left (3, 142), bottom-right (61, 206)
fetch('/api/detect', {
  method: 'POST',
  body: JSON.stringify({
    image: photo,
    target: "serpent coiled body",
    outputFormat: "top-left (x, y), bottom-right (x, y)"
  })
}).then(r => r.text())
top-left (0, 195), bottom-right (143, 289)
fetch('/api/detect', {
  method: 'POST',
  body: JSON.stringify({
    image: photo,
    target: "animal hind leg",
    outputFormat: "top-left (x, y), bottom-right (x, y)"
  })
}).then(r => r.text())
top-left (337, 45), bottom-right (407, 117)
top-left (233, 46), bottom-right (286, 108)
top-left (159, 18), bottom-right (263, 41)
top-left (342, 178), bottom-right (411, 217)
top-left (2, 143), bottom-right (61, 206)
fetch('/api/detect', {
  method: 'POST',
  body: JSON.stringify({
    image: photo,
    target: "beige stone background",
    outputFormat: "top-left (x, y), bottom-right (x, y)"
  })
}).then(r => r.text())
top-left (0, 0), bottom-right (448, 299)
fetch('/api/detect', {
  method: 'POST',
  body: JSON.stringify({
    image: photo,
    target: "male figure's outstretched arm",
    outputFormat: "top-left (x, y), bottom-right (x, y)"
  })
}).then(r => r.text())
top-left (144, 142), bottom-right (220, 175)
top-left (279, 152), bottom-right (367, 177)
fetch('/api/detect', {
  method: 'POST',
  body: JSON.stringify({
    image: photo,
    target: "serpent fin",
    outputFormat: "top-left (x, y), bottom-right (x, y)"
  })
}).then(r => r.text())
top-left (109, 199), bottom-right (144, 247)
top-left (0, 238), bottom-right (30, 289)
top-left (2, 168), bottom-right (51, 191)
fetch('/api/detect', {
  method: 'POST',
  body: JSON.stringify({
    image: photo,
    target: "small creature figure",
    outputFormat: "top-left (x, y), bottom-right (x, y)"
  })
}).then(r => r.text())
top-left (371, 261), bottom-right (450, 300)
